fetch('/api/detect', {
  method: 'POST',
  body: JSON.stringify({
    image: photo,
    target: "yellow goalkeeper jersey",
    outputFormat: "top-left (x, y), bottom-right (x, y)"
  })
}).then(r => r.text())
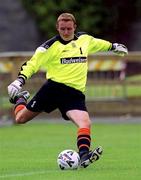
top-left (19, 32), bottom-right (112, 93)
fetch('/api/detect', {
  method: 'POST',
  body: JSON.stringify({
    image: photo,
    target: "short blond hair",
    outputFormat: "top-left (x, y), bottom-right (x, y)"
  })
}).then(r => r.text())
top-left (56, 13), bottom-right (76, 25)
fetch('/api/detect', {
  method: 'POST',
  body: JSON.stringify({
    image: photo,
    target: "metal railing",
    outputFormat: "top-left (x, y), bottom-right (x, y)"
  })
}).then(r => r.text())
top-left (0, 51), bottom-right (141, 101)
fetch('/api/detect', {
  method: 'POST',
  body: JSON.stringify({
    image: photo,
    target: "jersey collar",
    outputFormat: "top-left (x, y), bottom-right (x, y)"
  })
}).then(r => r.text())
top-left (57, 35), bottom-right (78, 45)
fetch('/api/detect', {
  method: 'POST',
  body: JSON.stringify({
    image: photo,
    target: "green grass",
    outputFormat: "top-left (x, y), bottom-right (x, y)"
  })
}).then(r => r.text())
top-left (86, 84), bottom-right (141, 100)
top-left (0, 121), bottom-right (141, 180)
top-left (126, 74), bottom-right (141, 81)
top-left (126, 86), bottom-right (141, 96)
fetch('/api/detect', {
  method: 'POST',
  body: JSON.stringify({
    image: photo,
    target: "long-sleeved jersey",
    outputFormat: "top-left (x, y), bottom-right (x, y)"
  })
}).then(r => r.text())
top-left (19, 32), bottom-right (112, 93)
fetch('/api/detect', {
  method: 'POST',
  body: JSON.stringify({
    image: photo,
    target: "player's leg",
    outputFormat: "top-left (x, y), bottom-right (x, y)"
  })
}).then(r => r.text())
top-left (66, 110), bottom-right (91, 157)
top-left (15, 107), bottom-right (40, 124)
top-left (57, 82), bottom-right (103, 168)
top-left (10, 91), bottom-right (40, 124)
top-left (66, 109), bottom-right (103, 168)
top-left (66, 109), bottom-right (91, 128)
top-left (13, 80), bottom-right (58, 124)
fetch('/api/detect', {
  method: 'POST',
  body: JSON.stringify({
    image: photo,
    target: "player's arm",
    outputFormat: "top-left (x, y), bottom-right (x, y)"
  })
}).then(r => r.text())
top-left (8, 47), bottom-right (46, 98)
top-left (88, 36), bottom-right (128, 56)
top-left (88, 36), bottom-right (112, 52)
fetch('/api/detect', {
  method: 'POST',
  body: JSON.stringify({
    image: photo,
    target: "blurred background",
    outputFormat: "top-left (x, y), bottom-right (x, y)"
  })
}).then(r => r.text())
top-left (1, 0), bottom-right (141, 123)
top-left (1, 0), bottom-right (141, 51)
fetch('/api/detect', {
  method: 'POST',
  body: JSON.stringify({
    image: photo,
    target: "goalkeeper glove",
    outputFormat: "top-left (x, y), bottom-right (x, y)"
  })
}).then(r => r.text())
top-left (8, 77), bottom-right (25, 98)
top-left (112, 43), bottom-right (128, 56)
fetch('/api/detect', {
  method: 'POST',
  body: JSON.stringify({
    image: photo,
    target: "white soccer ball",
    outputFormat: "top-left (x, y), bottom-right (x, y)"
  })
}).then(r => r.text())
top-left (57, 149), bottom-right (80, 170)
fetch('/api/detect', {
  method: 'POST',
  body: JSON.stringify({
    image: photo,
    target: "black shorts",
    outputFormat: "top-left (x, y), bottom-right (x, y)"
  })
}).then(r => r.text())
top-left (26, 79), bottom-right (87, 120)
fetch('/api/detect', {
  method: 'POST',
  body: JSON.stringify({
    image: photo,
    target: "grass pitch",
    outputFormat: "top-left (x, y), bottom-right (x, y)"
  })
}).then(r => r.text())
top-left (0, 120), bottom-right (141, 180)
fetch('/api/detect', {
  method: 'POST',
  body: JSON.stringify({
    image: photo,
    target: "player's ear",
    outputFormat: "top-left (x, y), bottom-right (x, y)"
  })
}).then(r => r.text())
top-left (74, 24), bottom-right (77, 30)
top-left (56, 23), bottom-right (59, 31)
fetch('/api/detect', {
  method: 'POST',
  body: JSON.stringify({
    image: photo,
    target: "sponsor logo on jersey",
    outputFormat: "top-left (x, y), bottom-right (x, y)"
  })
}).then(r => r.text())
top-left (61, 57), bottom-right (87, 64)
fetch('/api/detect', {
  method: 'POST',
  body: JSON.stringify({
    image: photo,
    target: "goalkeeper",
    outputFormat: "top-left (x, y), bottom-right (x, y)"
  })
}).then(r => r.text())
top-left (8, 13), bottom-right (128, 168)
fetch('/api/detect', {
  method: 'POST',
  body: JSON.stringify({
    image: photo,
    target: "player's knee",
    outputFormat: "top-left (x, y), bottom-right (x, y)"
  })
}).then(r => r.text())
top-left (15, 114), bottom-right (28, 124)
top-left (77, 118), bottom-right (91, 128)
top-left (84, 118), bottom-right (91, 128)
top-left (15, 117), bottom-right (26, 124)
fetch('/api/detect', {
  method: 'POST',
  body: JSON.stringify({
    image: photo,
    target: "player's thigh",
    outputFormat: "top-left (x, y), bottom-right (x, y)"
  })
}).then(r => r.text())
top-left (66, 110), bottom-right (91, 128)
top-left (15, 107), bottom-right (40, 123)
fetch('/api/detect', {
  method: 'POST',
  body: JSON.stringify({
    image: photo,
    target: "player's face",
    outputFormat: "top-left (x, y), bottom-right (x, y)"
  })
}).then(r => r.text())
top-left (57, 21), bottom-right (76, 41)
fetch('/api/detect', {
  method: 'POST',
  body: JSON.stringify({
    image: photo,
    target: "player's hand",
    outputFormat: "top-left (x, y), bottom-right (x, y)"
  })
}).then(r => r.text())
top-left (112, 43), bottom-right (128, 56)
top-left (8, 78), bottom-right (24, 98)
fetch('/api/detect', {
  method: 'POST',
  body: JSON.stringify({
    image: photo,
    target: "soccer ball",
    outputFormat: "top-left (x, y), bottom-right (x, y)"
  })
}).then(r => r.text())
top-left (57, 149), bottom-right (80, 170)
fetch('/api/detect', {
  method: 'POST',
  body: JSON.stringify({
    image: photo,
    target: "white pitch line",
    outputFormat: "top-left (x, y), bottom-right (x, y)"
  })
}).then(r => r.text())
top-left (0, 170), bottom-right (58, 179)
